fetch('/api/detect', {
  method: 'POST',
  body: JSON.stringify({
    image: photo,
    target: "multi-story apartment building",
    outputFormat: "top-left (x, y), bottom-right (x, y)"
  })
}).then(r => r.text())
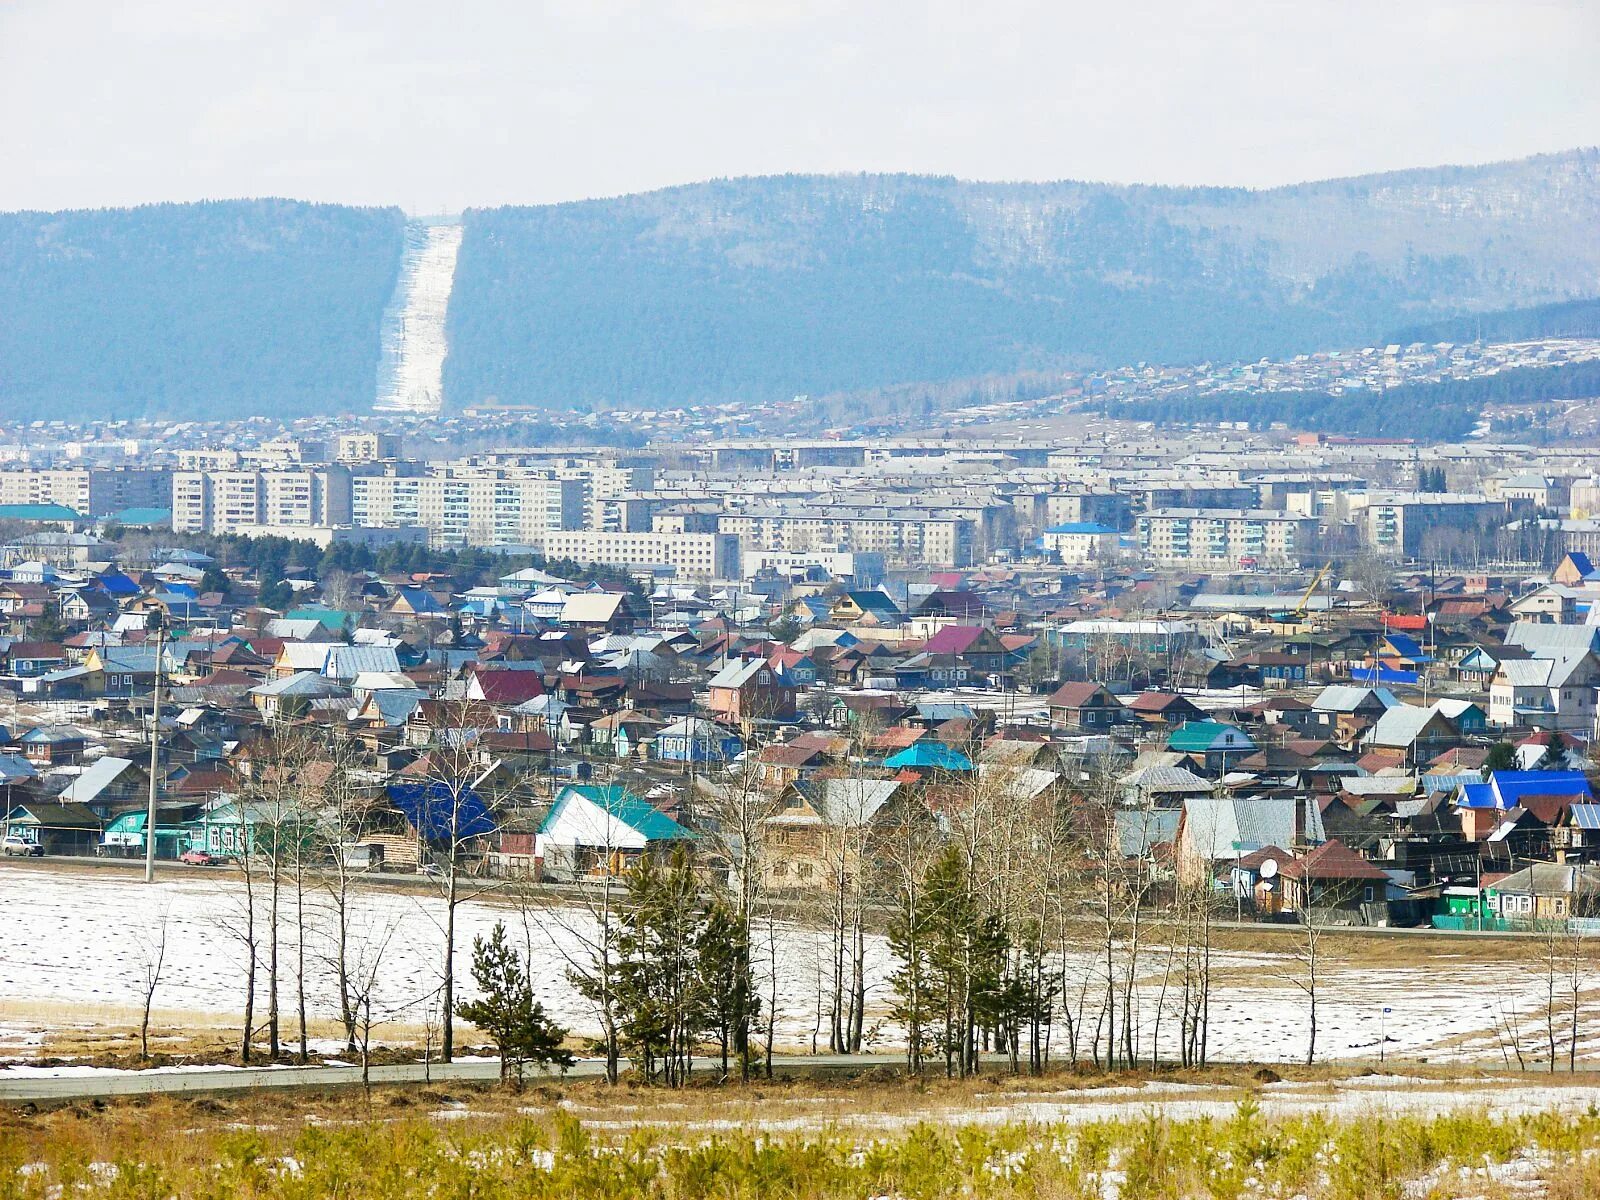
top-left (715, 506), bottom-right (977, 567)
top-left (350, 471), bottom-right (585, 548)
top-left (540, 530), bottom-right (740, 581)
top-left (1136, 508), bottom-right (1320, 568)
top-left (0, 468), bottom-right (169, 517)
top-left (335, 433), bottom-right (403, 463)
top-left (1348, 492), bottom-right (1502, 558)
top-left (171, 467), bottom-right (352, 535)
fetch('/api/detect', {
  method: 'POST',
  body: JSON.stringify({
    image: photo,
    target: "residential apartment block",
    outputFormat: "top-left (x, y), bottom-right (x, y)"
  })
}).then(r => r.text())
top-left (540, 530), bottom-right (741, 580)
top-left (171, 467), bottom-right (353, 536)
top-left (349, 471), bottom-right (586, 548)
top-left (715, 507), bottom-right (977, 567)
top-left (0, 468), bottom-right (169, 517)
top-left (1136, 508), bottom-right (1319, 568)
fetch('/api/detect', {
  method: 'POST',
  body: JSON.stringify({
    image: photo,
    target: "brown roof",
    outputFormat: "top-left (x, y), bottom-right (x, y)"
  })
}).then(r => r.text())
top-left (1279, 838), bottom-right (1389, 881)
top-left (1048, 682), bottom-right (1118, 708)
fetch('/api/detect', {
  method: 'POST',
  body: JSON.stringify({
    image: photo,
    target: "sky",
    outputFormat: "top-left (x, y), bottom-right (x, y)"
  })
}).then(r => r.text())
top-left (3, 0), bottom-right (1598, 214)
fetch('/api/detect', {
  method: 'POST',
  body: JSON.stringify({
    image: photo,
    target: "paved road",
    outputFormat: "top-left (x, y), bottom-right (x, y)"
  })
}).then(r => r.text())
top-left (0, 1054), bottom-right (897, 1104)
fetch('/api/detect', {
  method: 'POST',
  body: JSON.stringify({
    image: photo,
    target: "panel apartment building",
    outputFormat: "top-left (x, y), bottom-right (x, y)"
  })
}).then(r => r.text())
top-left (539, 530), bottom-right (741, 581)
top-left (713, 505), bottom-right (978, 567)
top-left (1136, 508), bottom-right (1321, 568)
top-left (350, 471), bottom-right (586, 548)
top-left (171, 467), bottom-right (353, 535)
top-left (0, 468), bottom-right (169, 517)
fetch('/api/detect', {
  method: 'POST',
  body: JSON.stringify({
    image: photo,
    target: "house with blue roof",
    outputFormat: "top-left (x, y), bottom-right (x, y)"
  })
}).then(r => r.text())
top-left (884, 742), bottom-right (973, 774)
top-left (534, 784), bottom-right (692, 882)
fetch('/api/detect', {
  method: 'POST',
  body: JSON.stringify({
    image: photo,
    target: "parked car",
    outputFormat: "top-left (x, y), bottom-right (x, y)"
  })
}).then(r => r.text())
top-left (179, 848), bottom-right (219, 866)
top-left (2, 835), bottom-right (43, 857)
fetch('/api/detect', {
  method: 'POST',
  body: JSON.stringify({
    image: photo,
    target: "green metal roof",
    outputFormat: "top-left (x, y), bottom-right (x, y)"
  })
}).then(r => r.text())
top-left (543, 784), bottom-right (692, 842)
top-left (1166, 719), bottom-right (1255, 753)
top-left (0, 503), bottom-right (81, 522)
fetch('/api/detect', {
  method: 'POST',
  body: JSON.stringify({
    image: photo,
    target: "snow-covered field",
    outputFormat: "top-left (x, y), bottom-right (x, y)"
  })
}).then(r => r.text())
top-left (0, 866), bottom-right (1583, 1067)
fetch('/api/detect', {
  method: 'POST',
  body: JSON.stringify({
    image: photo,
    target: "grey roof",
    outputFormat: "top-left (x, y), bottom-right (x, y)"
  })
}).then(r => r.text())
top-left (1119, 762), bottom-right (1213, 795)
top-left (0, 753), bottom-right (39, 785)
top-left (324, 645), bottom-right (401, 680)
top-left (1505, 622), bottom-right (1600, 654)
top-left (1117, 808), bottom-right (1182, 858)
top-left (1312, 684), bottom-right (1398, 713)
top-left (1182, 795), bottom-right (1326, 862)
top-left (796, 778), bottom-right (901, 826)
top-left (249, 671), bottom-right (348, 698)
top-left (59, 756), bottom-right (136, 804)
top-left (1367, 704), bottom-right (1447, 748)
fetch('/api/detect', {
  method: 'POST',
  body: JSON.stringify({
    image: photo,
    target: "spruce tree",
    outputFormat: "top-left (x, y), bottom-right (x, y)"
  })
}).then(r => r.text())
top-left (457, 921), bottom-right (573, 1087)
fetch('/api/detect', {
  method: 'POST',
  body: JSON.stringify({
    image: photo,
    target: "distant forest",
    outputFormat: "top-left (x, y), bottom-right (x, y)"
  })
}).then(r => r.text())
top-left (0, 200), bottom-right (404, 421)
top-left (3, 151), bottom-right (1599, 423)
top-left (1117, 361), bottom-right (1600, 439)
top-left (1386, 297), bottom-right (1600, 346)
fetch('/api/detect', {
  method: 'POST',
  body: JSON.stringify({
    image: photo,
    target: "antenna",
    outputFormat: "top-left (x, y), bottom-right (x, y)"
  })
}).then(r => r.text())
top-left (1260, 857), bottom-right (1279, 880)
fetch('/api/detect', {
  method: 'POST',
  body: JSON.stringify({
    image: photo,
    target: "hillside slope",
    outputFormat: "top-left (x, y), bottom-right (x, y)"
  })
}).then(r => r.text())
top-left (444, 150), bottom-right (1600, 410)
top-left (0, 199), bottom-right (405, 421)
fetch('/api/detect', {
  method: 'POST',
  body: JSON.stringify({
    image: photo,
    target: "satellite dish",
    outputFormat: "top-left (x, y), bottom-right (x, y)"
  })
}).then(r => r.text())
top-left (1260, 858), bottom-right (1279, 880)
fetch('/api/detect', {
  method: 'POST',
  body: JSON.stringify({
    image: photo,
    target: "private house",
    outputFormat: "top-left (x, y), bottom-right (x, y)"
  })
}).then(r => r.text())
top-left (754, 741), bottom-right (827, 788)
top-left (18, 725), bottom-right (86, 765)
top-left (1125, 691), bottom-right (1206, 729)
top-left (587, 709), bottom-right (665, 759)
top-left (1455, 770), bottom-right (1595, 841)
top-left (1486, 862), bottom-right (1600, 925)
top-left (763, 778), bottom-right (904, 890)
top-left (1, 800), bottom-right (101, 856)
top-left (1166, 720), bottom-right (1256, 774)
top-left (1364, 704), bottom-right (1460, 765)
top-left (883, 741), bottom-right (974, 776)
top-left (1176, 793), bottom-right (1326, 885)
top-left (1277, 839), bottom-right (1391, 916)
top-left (559, 592), bottom-right (643, 635)
top-left (1489, 652), bottom-right (1600, 731)
top-left (706, 657), bottom-right (797, 722)
top-left (248, 671), bottom-right (349, 721)
top-left (58, 756), bottom-right (148, 818)
top-left (2, 642), bottom-right (67, 679)
top-left (534, 784), bottom-right (692, 882)
top-left (654, 716), bottom-right (743, 764)
top-left (1047, 682), bottom-right (1126, 731)
top-left (828, 590), bottom-right (903, 626)
top-left (919, 625), bottom-right (1008, 675)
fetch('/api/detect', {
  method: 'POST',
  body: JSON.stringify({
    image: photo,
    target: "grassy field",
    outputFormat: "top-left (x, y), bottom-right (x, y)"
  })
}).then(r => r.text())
top-left (6, 1068), bottom-right (1600, 1198)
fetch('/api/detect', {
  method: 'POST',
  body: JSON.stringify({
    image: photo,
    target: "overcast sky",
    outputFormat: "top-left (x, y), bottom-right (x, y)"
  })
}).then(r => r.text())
top-left (3, 0), bottom-right (1597, 213)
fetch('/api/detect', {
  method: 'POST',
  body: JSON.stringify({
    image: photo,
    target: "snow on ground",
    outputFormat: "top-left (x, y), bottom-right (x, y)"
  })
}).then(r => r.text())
top-left (0, 867), bottom-right (1582, 1067)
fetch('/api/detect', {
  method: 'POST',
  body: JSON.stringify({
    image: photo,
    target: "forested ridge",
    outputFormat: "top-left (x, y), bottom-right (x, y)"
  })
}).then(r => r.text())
top-left (444, 151), bottom-right (1600, 411)
top-left (0, 199), bottom-right (404, 421)
top-left (3, 150), bottom-right (1599, 423)
top-left (1117, 361), bottom-right (1600, 439)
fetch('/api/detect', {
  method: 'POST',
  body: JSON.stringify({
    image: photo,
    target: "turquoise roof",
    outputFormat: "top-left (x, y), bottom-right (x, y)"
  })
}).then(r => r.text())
top-left (543, 785), bottom-right (693, 842)
top-left (884, 742), bottom-right (973, 771)
top-left (1166, 719), bottom-right (1255, 753)
top-left (0, 503), bottom-right (81, 522)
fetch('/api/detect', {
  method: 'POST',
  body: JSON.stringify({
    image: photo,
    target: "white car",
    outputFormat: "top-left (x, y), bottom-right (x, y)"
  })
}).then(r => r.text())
top-left (2, 835), bottom-right (43, 857)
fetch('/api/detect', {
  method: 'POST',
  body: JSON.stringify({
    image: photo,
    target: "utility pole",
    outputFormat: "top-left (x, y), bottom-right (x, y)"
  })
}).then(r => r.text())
top-left (144, 615), bottom-right (165, 883)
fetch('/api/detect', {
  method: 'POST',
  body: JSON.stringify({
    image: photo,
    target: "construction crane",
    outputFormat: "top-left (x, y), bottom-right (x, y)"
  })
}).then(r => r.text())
top-left (1294, 562), bottom-right (1333, 619)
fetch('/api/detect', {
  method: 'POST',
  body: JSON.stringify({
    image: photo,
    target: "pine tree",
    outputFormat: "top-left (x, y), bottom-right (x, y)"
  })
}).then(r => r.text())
top-left (457, 921), bottom-right (573, 1087)
top-left (697, 897), bottom-right (760, 1079)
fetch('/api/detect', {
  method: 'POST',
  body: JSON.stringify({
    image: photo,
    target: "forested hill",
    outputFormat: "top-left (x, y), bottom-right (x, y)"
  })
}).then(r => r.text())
top-left (444, 149), bottom-right (1600, 411)
top-left (0, 200), bottom-right (405, 421)
top-left (4, 151), bottom-right (1599, 422)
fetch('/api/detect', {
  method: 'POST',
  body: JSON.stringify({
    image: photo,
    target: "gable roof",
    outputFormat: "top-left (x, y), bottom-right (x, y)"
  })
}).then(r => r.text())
top-left (1279, 838), bottom-right (1388, 881)
top-left (541, 785), bottom-right (691, 842)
